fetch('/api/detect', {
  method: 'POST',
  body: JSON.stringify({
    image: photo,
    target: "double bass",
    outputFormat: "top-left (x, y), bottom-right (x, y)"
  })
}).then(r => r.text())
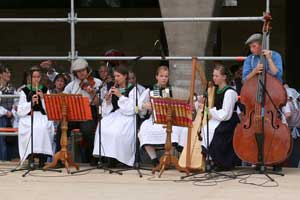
top-left (233, 13), bottom-right (291, 166)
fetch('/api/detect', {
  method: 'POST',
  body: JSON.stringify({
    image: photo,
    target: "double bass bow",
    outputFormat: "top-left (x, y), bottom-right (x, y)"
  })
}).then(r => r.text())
top-left (233, 13), bottom-right (291, 166)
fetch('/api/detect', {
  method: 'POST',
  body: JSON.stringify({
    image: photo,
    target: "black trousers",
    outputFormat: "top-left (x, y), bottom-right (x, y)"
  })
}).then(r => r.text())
top-left (55, 105), bottom-right (97, 163)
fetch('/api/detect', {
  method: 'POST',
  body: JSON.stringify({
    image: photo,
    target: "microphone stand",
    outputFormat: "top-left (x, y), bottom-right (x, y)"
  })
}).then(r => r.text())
top-left (11, 71), bottom-right (61, 177)
top-left (113, 82), bottom-right (151, 178)
top-left (115, 40), bottom-right (165, 177)
top-left (71, 82), bottom-right (122, 175)
top-left (113, 57), bottom-right (152, 178)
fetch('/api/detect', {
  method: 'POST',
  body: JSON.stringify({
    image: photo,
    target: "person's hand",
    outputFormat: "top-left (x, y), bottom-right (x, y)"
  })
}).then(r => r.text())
top-left (36, 90), bottom-right (44, 99)
top-left (262, 50), bottom-right (272, 59)
top-left (6, 111), bottom-right (12, 118)
top-left (85, 86), bottom-right (96, 95)
top-left (105, 90), bottom-right (112, 103)
top-left (32, 94), bottom-right (39, 105)
top-left (111, 87), bottom-right (122, 97)
top-left (13, 105), bottom-right (17, 111)
top-left (142, 102), bottom-right (152, 111)
top-left (253, 63), bottom-right (264, 75)
top-left (198, 95), bottom-right (206, 104)
top-left (197, 95), bottom-right (206, 110)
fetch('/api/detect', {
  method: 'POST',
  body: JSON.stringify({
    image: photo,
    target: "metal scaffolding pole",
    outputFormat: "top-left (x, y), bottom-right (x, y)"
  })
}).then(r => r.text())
top-left (70, 0), bottom-right (76, 63)
top-left (0, 0), bottom-right (269, 63)
top-left (0, 17), bottom-right (263, 23)
top-left (0, 95), bottom-right (19, 98)
top-left (266, 0), bottom-right (271, 49)
top-left (0, 18), bottom-right (68, 23)
top-left (76, 16), bottom-right (264, 22)
top-left (79, 56), bottom-right (246, 61)
top-left (0, 56), bottom-right (245, 61)
top-left (266, 0), bottom-right (270, 13)
top-left (0, 56), bottom-right (70, 61)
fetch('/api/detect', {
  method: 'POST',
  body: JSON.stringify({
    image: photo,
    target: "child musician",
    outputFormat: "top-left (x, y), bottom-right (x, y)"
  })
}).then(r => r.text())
top-left (138, 66), bottom-right (186, 167)
top-left (93, 65), bottom-right (139, 167)
top-left (200, 64), bottom-right (240, 171)
top-left (17, 66), bottom-right (55, 168)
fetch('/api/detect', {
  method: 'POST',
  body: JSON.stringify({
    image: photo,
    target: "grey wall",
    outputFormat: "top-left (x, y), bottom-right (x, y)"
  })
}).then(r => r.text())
top-left (159, 0), bottom-right (221, 93)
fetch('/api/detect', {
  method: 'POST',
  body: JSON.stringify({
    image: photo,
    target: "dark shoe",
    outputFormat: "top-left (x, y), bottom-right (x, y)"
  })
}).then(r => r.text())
top-left (89, 157), bottom-right (98, 166)
top-left (213, 165), bottom-right (231, 172)
top-left (107, 157), bottom-right (118, 168)
top-left (254, 164), bottom-right (266, 172)
top-left (151, 158), bottom-right (159, 167)
top-left (272, 165), bottom-right (282, 172)
top-left (54, 160), bottom-right (65, 169)
top-left (38, 155), bottom-right (48, 168)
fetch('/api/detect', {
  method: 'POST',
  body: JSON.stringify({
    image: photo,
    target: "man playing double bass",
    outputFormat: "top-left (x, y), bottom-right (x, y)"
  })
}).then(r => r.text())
top-left (241, 33), bottom-right (285, 172)
top-left (242, 33), bottom-right (283, 82)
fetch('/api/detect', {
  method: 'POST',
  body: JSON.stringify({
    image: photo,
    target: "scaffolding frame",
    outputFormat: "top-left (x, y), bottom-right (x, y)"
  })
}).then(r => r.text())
top-left (0, 0), bottom-right (270, 62)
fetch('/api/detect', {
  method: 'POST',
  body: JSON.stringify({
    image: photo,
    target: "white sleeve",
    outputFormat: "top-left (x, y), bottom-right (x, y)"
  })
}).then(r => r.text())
top-left (102, 100), bottom-right (113, 116)
top-left (210, 90), bottom-right (238, 121)
top-left (137, 84), bottom-right (146, 95)
top-left (117, 89), bottom-right (136, 116)
top-left (12, 108), bottom-right (18, 118)
top-left (0, 91), bottom-right (8, 116)
top-left (138, 88), bottom-right (150, 116)
top-left (17, 91), bottom-right (31, 117)
top-left (0, 106), bottom-right (8, 117)
top-left (282, 103), bottom-right (291, 114)
top-left (63, 82), bottom-right (73, 94)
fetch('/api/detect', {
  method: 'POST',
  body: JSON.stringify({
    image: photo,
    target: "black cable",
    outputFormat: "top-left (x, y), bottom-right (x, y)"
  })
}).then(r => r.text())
top-left (28, 170), bottom-right (91, 178)
top-left (238, 174), bottom-right (279, 187)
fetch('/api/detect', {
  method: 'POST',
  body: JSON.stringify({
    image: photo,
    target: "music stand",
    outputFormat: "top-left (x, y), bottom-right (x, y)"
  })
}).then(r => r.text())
top-left (150, 97), bottom-right (192, 177)
top-left (43, 94), bottom-right (92, 173)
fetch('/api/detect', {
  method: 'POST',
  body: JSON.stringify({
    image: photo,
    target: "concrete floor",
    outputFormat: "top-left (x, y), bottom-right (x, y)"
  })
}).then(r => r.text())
top-left (0, 162), bottom-right (299, 200)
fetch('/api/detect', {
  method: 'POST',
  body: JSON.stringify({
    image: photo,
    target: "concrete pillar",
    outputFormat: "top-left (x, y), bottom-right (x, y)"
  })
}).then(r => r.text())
top-left (159, 0), bottom-right (220, 92)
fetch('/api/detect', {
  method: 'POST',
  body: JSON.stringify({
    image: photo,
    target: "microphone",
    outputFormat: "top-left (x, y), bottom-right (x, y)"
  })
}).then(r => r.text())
top-left (154, 39), bottom-right (166, 60)
top-left (154, 40), bottom-right (160, 48)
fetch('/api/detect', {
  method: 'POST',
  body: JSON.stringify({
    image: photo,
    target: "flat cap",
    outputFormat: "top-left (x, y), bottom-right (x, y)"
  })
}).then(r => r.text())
top-left (71, 58), bottom-right (88, 72)
top-left (245, 33), bottom-right (262, 45)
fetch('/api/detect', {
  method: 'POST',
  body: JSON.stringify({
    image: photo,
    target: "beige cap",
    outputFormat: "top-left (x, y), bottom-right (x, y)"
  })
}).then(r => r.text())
top-left (71, 58), bottom-right (88, 72)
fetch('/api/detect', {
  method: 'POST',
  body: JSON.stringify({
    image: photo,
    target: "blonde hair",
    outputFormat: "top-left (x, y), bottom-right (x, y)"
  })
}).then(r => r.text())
top-left (156, 65), bottom-right (169, 75)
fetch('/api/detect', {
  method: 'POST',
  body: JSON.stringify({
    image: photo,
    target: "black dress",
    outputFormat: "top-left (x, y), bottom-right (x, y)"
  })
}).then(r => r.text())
top-left (208, 87), bottom-right (240, 169)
